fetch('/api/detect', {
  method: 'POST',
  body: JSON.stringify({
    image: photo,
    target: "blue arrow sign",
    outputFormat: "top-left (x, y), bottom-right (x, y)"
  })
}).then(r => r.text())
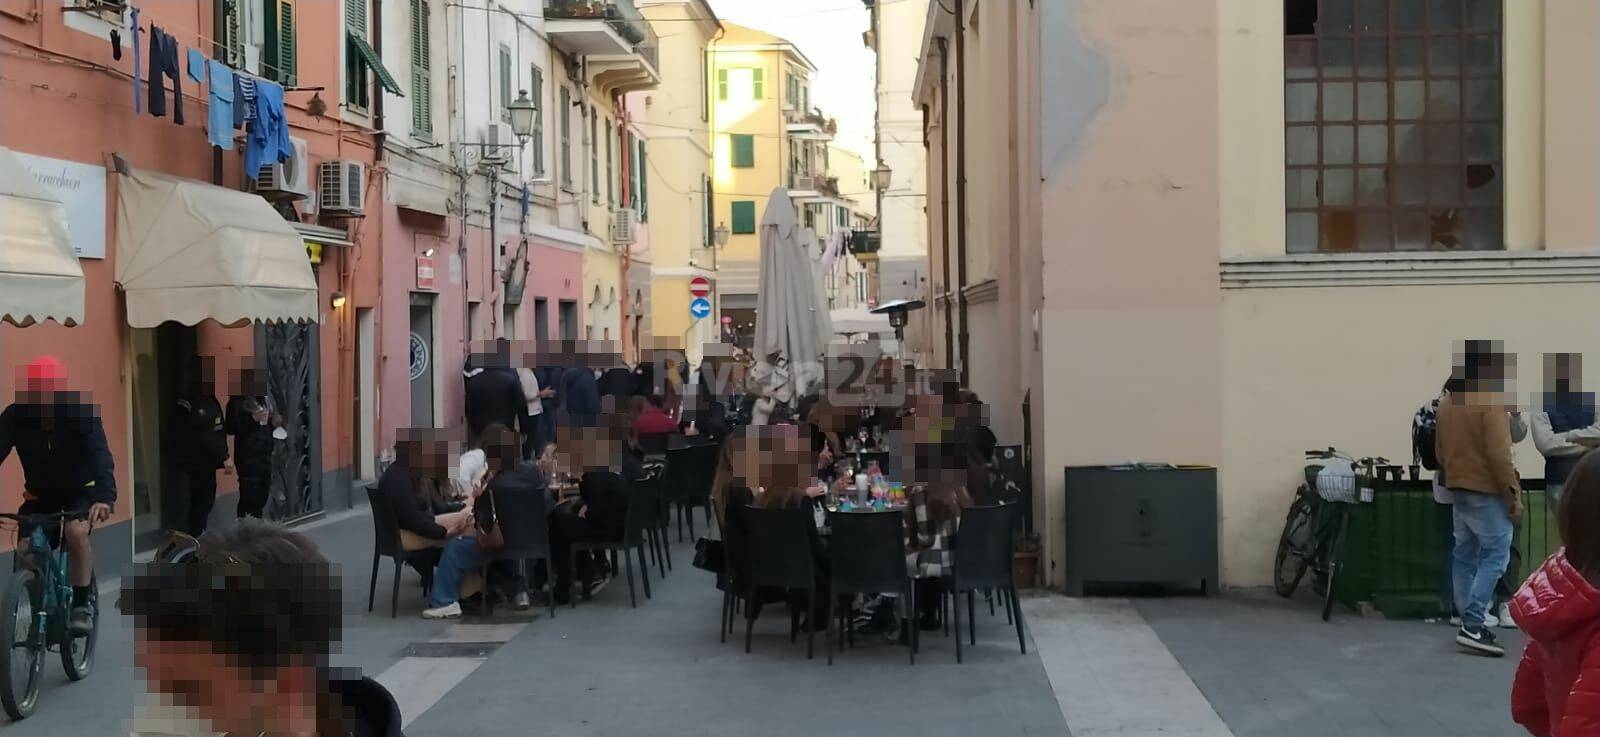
top-left (689, 297), bottom-right (712, 319)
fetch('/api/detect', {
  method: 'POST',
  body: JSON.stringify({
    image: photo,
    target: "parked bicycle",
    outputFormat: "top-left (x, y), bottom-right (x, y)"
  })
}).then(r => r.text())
top-left (0, 510), bottom-right (97, 721)
top-left (1273, 448), bottom-right (1389, 621)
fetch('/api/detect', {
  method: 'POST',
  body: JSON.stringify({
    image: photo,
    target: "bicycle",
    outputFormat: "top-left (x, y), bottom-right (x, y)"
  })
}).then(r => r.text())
top-left (0, 510), bottom-right (97, 721)
top-left (1273, 448), bottom-right (1388, 621)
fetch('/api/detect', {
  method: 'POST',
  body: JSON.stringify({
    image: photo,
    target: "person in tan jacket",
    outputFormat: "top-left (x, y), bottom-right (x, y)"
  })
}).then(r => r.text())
top-left (1436, 345), bottom-right (1522, 657)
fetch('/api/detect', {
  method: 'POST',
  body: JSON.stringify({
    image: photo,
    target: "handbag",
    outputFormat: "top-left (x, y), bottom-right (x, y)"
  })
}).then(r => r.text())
top-left (475, 475), bottom-right (505, 553)
top-left (692, 537), bottom-right (724, 574)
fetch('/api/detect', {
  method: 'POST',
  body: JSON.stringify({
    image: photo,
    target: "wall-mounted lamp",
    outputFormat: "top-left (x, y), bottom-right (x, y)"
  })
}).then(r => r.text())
top-left (330, 292), bottom-right (348, 310)
top-left (422, 247), bottom-right (436, 258)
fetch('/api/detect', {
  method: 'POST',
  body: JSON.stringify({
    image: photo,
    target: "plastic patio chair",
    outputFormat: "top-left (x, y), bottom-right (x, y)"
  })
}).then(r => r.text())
top-left (570, 479), bottom-right (656, 608)
top-left (477, 483), bottom-right (556, 620)
top-left (742, 505), bottom-right (821, 660)
top-left (364, 484), bottom-right (439, 619)
top-left (827, 510), bottom-right (916, 665)
top-left (948, 504), bottom-right (1026, 663)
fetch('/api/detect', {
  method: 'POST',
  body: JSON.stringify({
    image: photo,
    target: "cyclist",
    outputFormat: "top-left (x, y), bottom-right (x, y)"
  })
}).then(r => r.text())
top-left (0, 355), bottom-right (116, 635)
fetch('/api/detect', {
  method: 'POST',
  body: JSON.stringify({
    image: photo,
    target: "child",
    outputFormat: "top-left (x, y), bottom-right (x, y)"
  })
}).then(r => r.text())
top-left (1509, 449), bottom-right (1600, 736)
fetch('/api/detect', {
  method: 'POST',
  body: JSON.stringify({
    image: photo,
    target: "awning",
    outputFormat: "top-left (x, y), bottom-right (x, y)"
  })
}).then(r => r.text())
top-left (349, 33), bottom-right (404, 96)
top-left (293, 222), bottom-right (354, 248)
top-left (0, 147), bottom-right (85, 326)
top-left (114, 168), bottom-right (318, 328)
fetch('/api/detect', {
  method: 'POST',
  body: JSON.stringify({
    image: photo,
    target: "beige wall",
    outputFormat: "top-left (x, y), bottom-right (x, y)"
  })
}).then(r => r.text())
top-left (1544, 0), bottom-right (1600, 250)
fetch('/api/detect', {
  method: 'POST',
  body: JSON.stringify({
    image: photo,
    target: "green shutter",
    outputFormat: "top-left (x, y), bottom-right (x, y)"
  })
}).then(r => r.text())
top-left (751, 68), bottom-right (763, 99)
top-left (638, 140), bottom-right (647, 222)
top-left (531, 65), bottom-right (544, 174)
top-left (629, 135), bottom-right (639, 209)
top-left (214, 0), bottom-right (242, 66)
top-left (589, 108), bottom-right (598, 202)
top-left (349, 33), bottom-right (402, 96)
top-left (498, 46), bottom-right (512, 115)
top-left (717, 68), bottom-right (728, 100)
top-left (411, 0), bottom-right (430, 136)
top-left (560, 86), bottom-right (571, 185)
top-left (730, 133), bottom-right (754, 168)
top-left (605, 118), bottom-right (614, 205)
top-left (346, 0), bottom-right (367, 37)
top-left (263, 0), bottom-right (296, 85)
top-left (731, 200), bottom-right (756, 234)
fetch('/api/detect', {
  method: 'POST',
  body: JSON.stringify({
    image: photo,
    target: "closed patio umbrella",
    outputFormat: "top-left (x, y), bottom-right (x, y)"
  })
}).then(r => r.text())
top-left (751, 187), bottom-right (833, 405)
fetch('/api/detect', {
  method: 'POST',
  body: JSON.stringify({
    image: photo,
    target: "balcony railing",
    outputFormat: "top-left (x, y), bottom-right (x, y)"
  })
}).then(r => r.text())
top-left (788, 173), bottom-right (840, 198)
top-left (545, 0), bottom-right (649, 46)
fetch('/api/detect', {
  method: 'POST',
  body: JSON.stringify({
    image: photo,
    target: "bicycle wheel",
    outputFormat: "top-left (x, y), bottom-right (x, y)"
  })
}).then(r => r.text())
top-left (60, 571), bottom-right (95, 682)
top-left (1273, 493), bottom-right (1314, 597)
top-left (0, 569), bottom-right (45, 720)
top-left (1321, 506), bottom-right (1351, 622)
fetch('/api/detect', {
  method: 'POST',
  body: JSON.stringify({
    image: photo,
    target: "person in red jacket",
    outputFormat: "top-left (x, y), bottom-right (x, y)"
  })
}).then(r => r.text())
top-left (1510, 448), bottom-right (1600, 737)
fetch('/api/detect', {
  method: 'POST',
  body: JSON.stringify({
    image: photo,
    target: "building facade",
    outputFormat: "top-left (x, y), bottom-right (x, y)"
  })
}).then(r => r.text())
top-left (913, 0), bottom-right (1598, 588)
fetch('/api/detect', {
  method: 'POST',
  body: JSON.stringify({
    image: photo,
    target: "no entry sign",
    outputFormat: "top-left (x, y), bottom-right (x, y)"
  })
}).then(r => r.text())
top-left (689, 276), bottom-right (711, 298)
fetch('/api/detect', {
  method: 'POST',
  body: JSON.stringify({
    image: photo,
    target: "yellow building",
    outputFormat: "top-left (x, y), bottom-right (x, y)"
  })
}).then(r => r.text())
top-left (633, 0), bottom-right (722, 363)
top-left (709, 23), bottom-right (857, 344)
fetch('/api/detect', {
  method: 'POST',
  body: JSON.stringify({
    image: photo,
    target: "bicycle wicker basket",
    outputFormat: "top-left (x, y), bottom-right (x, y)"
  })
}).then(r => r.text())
top-left (1314, 466), bottom-right (1363, 504)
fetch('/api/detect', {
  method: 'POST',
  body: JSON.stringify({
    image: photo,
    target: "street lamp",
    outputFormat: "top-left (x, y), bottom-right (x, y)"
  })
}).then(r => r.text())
top-left (872, 164), bottom-right (892, 191)
top-left (714, 222), bottom-right (731, 247)
top-left (507, 90), bottom-right (537, 141)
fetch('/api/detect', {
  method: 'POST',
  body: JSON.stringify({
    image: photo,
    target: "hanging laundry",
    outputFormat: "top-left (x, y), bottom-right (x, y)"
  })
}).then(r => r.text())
top-left (110, 29), bottom-right (121, 61)
top-left (244, 78), bottom-right (291, 179)
top-left (206, 61), bottom-right (235, 150)
top-left (130, 6), bottom-right (142, 114)
top-left (187, 47), bottom-right (205, 84)
top-left (146, 25), bottom-right (183, 124)
top-left (233, 74), bottom-right (256, 128)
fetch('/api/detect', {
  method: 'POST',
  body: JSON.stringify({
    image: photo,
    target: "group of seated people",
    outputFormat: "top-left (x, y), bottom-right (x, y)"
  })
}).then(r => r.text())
top-left (376, 402), bottom-right (654, 618)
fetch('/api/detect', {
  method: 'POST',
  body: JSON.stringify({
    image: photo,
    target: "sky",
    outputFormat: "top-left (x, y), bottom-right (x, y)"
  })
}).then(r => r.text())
top-left (706, 0), bottom-right (877, 161)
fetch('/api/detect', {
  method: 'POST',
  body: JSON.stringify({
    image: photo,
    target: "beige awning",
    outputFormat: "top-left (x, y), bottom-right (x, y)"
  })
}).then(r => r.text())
top-left (0, 147), bottom-right (85, 326)
top-left (114, 168), bottom-right (318, 328)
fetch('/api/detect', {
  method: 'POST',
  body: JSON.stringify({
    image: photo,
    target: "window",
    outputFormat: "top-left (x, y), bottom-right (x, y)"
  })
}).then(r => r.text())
top-left (637, 140), bottom-right (648, 222)
top-left (836, 205), bottom-right (848, 227)
top-left (409, 0), bottom-right (431, 138)
top-left (345, 0), bottom-right (368, 107)
top-left (534, 298), bottom-right (549, 342)
top-left (786, 72), bottom-right (797, 108)
top-left (589, 107), bottom-right (599, 203)
top-left (212, 0), bottom-right (243, 67)
top-left (731, 200), bottom-right (756, 234)
top-left (560, 85), bottom-right (572, 187)
top-left (751, 68), bottom-right (764, 99)
top-left (630, 135), bottom-right (640, 212)
top-left (1284, 0), bottom-right (1503, 252)
top-left (717, 68), bottom-right (728, 100)
top-left (730, 133), bottom-right (754, 168)
top-left (702, 175), bottom-right (713, 247)
top-left (605, 117), bottom-right (614, 205)
top-left (263, 0), bottom-right (297, 85)
top-left (498, 45), bottom-right (512, 122)
top-left (530, 65), bottom-right (545, 175)
top-left (700, 51), bottom-right (709, 121)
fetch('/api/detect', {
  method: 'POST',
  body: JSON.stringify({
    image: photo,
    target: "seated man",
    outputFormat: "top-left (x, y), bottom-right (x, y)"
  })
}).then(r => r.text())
top-left (548, 413), bottom-right (641, 603)
top-left (122, 519), bottom-right (404, 737)
top-left (423, 424), bottom-right (539, 619)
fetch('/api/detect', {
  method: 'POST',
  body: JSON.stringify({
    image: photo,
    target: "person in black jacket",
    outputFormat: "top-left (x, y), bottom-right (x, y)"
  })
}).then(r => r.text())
top-left (169, 356), bottom-right (230, 537)
top-left (463, 340), bottom-right (527, 443)
top-left (225, 367), bottom-right (280, 520)
top-left (547, 413), bottom-right (638, 603)
top-left (376, 431), bottom-right (471, 589)
top-left (1, 356), bottom-right (116, 634)
top-left (121, 518), bottom-right (407, 737)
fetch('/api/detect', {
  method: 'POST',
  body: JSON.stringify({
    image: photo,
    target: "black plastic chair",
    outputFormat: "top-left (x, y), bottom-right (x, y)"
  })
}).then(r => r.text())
top-left (742, 505), bottom-right (820, 659)
top-left (948, 504), bottom-right (1025, 663)
top-left (365, 484), bottom-right (439, 619)
top-left (477, 484), bottom-right (556, 620)
top-left (634, 462), bottom-right (669, 579)
top-left (662, 444), bottom-right (718, 542)
top-left (637, 432), bottom-right (672, 456)
top-left (570, 481), bottom-right (655, 608)
top-left (827, 510), bottom-right (915, 665)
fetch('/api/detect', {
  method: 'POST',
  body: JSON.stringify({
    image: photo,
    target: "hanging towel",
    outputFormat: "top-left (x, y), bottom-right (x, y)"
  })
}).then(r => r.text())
top-left (206, 61), bottom-right (236, 150)
top-left (186, 47), bottom-right (205, 83)
top-left (146, 26), bottom-right (183, 124)
top-left (244, 78), bottom-right (291, 179)
top-left (234, 75), bottom-right (256, 127)
top-left (130, 6), bottom-right (142, 114)
top-left (111, 29), bottom-right (122, 61)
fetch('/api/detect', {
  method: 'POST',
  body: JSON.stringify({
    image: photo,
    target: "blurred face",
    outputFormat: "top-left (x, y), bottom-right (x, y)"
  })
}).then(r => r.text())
top-left (135, 631), bottom-right (303, 735)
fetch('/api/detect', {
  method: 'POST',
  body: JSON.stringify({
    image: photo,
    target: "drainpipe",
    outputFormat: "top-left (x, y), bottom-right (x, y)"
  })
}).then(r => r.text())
top-left (936, 38), bottom-right (953, 373)
top-left (954, 0), bottom-right (970, 388)
top-left (373, 0), bottom-right (387, 160)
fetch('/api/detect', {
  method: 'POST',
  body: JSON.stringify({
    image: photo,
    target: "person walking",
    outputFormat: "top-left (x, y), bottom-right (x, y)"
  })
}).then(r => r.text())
top-left (1509, 449), bottom-right (1600, 737)
top-left (1437, 342), bottom-right (1522, 656)
top-left (225, 367), bottom-right (280, 520)
top-left (170, 357), bottom-right (230, 536)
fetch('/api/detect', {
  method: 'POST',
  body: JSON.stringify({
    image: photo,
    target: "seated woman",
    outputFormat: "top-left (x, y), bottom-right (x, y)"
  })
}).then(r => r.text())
top-left (422, 424), bottom-right (533, 619)
top-left (376, 430), bottom-right (473, 586)
top-left (547, 412), bottom-right (641, 604)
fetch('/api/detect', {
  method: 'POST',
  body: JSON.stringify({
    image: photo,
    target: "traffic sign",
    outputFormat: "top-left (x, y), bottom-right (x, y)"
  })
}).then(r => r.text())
top-left (721, 315), bottom-right (733, 325)
top-left (689, 276), bottom-right (711, 297)
top-left (689, 297), bottom-right (712, 319)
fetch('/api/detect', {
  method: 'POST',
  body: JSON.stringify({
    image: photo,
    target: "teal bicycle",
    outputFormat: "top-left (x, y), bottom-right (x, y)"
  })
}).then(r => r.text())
top-left (0, 510), bottom-right (97, 721)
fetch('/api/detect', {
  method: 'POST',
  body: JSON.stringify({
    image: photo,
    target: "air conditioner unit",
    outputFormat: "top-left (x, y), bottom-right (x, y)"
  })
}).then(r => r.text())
top-left (318, 160), bottom-right (366, 216)
top-left (792, 175), bottom-right (817, 191)
top-left (481, 121), bottom-right (515, 165)
top-left (610, 208), bottom-right (635, 244)
top-left (253, 137), bottom-right (310, 200)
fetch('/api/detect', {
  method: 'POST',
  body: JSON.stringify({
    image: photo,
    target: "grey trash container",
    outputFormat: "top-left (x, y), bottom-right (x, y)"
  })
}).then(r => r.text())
top-left (1063, 464), bottom-right (1218, 596)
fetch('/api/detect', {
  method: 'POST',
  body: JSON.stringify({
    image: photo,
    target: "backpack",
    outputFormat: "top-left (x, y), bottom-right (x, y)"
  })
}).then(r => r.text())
top-left (1412, 396), bottom-right (1441, 471)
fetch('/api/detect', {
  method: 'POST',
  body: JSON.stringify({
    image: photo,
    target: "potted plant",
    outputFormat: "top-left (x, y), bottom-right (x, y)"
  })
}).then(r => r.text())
top-left (1013, 532), bottom-right (1041, 589)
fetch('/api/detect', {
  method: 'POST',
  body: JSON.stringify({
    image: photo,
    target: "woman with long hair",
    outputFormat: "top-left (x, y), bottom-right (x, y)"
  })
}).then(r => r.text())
top-left (422, 425), bottom-right (529, 619)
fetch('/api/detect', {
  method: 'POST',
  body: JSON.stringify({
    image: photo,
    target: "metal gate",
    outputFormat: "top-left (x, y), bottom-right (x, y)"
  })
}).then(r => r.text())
top-left (259, 321), bottom-right (323, 522)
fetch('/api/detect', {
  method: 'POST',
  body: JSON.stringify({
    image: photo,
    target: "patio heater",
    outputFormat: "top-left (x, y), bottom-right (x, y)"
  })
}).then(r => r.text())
top-left (870, 298), bottom-right (925, 361)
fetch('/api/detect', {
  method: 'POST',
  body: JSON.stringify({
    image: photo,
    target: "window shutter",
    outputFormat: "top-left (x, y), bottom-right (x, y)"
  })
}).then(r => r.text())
top-left (731, 134), bottom-right (754, 168)
top-left (717, 68), bottom-right (728, 100)
top-left (499, 46), bottom-right (512, 118)
top-left (531, 65), bottom-right (544, 174)
top-left (279, 0), bottom-right (296, 85)
top-left (346, 0), bottom-right (367, 38)
top-left (731, 200), bottom-right (756, 234)
top-left (605, 118), bottom-right (614, 205)
top-left (638, 140), bottom-right (647, 222)
top-left (214, 0), bottom-right (242, 66)
top-left (751, 68), bottom-right (764, 99)
top-left (410, 0), bottom-right (430, 135)
top-left (560, 85), bottom-right (571, 185)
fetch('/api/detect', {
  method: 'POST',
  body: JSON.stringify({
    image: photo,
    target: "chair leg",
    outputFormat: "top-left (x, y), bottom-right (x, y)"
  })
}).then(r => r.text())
top-left (721, 590), bottom-right (730, 643)
top-left (546, 559), bottom-right (556, 620)
top-left (953, 587), bottom-right (964, 664)
top-left (968, 590), bottom-right (977, 646)
top-left (825, 595), bottom-right (836, 665)
top-left (623, 549), bottom-right (638, 608)
top-left (805, 586), bottom-right (816, 660)
top-left (942, 590), bottom-right (950, 637)
top-left (367, 552), bottom-right (380, 613)
top-left (636, 543), bottom-right (652, 600)
top-left (1011, 585), bottom-right (1027, 654)
top-left (391, 560), bottom-right (402, 619)
top-left (907, 581), bottom-right (917, 666)
top-left (744, 584), bottom-right (757, 654)
top-left (790, 606), bottom-right (799, 643)
top-left (661, 523), bottom-right (673, 570)
top-left (1003, 587), bottom-right (1014, 625)
top-left (686, 504), bottom-right (696, 542)
top-left (677, 505), bottom-right (685, 543)
top-left (568, 554), bottom-right (579, 609)
top-left (989, 589), bottom-right (997, 617)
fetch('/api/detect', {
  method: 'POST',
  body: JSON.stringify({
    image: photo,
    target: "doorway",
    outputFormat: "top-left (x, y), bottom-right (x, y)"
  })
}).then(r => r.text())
top-left (409, 295), bottom-right (436, 428)
top-left (356, 307), bottom-right (376, 481)
top-left (258, 320), bottom-right (324, 523)
top-left (558, 300), bottom-right (578, 340)
top-left (129, 323), bottom-right (198, 549)
top-left (534, 298), bottom-right (550, 342)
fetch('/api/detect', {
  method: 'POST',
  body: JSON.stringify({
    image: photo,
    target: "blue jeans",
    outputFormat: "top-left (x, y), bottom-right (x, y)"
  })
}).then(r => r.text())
top-left (429, 537), bottom-right (482, 608)
top-left (1451, 491), bottom-right (1513, 628)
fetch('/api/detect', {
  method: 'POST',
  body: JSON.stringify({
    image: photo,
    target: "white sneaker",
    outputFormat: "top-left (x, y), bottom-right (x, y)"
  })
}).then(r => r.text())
top-left (1448, 615), bottom-right (1462, 627)
top-left (1496, 603), bottom-right (1517, 629)
top-left (422, 602), bottom-right (462, 620)
top-left (1482, 612), bottom-right (1499, 628)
